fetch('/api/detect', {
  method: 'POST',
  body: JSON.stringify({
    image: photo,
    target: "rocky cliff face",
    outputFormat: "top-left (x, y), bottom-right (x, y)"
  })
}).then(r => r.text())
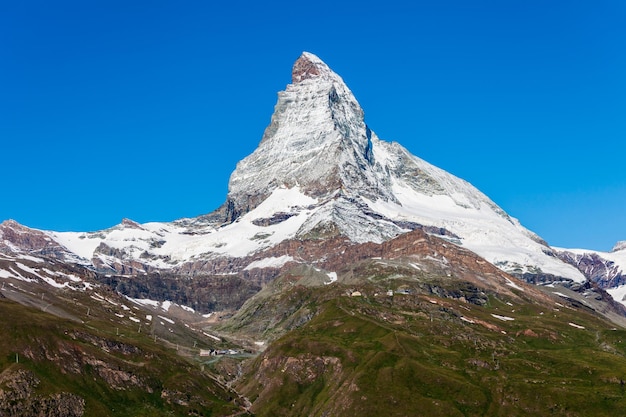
top-left (225, 52), bottom-right (394, 232)
top-left (558, 251), bottom-right (626, 289)
top-left (0, 220), bottom-right (74, 260)
top-left (557, 243), bottom-right (626, 300)
top-left (0, 369), bottom-right (85, 417)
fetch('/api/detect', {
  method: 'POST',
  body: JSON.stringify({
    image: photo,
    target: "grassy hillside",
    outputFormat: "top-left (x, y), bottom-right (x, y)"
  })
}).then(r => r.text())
top-left (235, 278), bottom-right (626, 416)
top-left (0, 295), bottom-right (250, 416)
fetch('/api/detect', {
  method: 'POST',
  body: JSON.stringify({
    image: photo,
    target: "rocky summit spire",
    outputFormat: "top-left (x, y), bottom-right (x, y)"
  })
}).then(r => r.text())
top-left (225, 52), bottom-right (391, 221)
top-left (291, 52), bottom-right (332, 83)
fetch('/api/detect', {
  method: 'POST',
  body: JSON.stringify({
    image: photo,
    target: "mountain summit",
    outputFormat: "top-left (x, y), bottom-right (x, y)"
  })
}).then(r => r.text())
top-left (291, 51), bottom-right (335, 83)
top-left (3, 52), bottom-right (584, 284)
top-left (222, 52), bottom-right (583, 281)
top-left (226, 51), bottom-right (388, 222)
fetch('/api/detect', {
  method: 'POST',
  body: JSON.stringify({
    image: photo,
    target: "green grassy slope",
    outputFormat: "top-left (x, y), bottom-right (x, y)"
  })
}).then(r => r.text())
top-left (0, 295), bottom-right (250, 417)
top-left (236, 280), bottom-right (626, 416)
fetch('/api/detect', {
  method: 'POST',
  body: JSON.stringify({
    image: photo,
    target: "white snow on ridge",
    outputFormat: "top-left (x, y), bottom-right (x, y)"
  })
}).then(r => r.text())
top-left (365, 165), bottom-right (585, 283)
top-left (158, 315), bottom-right (175, 324)
top-left (127, 297), bottom-right (160, 308)
top-left (607, 284), bottom-right (626, 308)
top-left (0, 264), bottom-right (37, 283)
top-left (178, 186), bottom-right (317, 258)
top-left (126, 297), bottom-right (200, 316)
top-left (41, 276), bottom-right (69, 289)
top-left (180, 304), bottom-right (195, 313)
top-left (50, 186), bottom-right (318, 267)
top-left (15, 262), bottom-right (40, 276)
top-left (0, 262), bottom-right (85, 289)
top-left (244, 255), bottom-right (294, 270)
top-left (19, 255), bottom-right (44, 263)
top-left (556, 246), bottom-right (626, 277)
top-left (554, 246), bottom-right (626, 306)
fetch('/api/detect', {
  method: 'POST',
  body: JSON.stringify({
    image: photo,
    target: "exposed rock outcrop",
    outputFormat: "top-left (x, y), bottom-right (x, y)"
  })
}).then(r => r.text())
top-left (0, 220), bottom-right (70, 259)
top-left (0, 369), bottom-right (85, 417)
top-left (558, 250), bottom-right (626, 289)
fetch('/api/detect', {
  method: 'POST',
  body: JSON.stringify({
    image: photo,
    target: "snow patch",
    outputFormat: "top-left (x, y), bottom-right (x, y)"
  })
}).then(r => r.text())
top-left (2, 267), bottom-right (36, 283)
top-left (15, 262), bottom-right (39, 276)
top-left (325, 271), bottom-right (337, 285)
top-left (126, 297), bottom-right (177, 313)
top-left (607, 284), bottom-right (626, 308)
top-left (41, 277), bottom-right (69, 289)
top-left (505, 277), bottom-right (524, 291)
top-left (180, 304), bottom-right (195, 313)
top-left (19, 255), bottom-right (44, 263)
top-left (491, 314), bottom-right (515, 321)
top-left (244, 255), bottom-right (294, 270)
top-left (128, 297), bottom-right (160, 308)
top-left (202, 332), bottom-right (221, 341)
top-left (158, 315), bottom-right (174, 324)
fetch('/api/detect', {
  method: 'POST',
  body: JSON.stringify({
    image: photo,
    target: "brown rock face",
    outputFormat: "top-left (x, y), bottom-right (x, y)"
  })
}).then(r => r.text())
top-left (0, 220), bottom-right (47, 250)
top-left (292, 53), bottom-right (321, 83)
top-left (0, 220), bottom-right (67, 259)
top-left (558, 250), bottom-right (626, 289)
top-left (245, 228), bottom-right (553, 307)
top-left (0, 369), bottom-right (85, 417)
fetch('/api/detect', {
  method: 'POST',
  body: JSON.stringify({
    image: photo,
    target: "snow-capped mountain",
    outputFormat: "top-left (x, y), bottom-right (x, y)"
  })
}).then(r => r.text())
top-left (224, 52), bottom-right (584, 282)
top-left (2, 52), bottom-right (584, 285)
top-left (557, 242), bottom-right (626, 306)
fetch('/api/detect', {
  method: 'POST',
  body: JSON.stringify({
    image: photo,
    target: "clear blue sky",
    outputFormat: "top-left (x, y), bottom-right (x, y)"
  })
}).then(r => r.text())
top-left (2, 0), bottom-right (625, 251)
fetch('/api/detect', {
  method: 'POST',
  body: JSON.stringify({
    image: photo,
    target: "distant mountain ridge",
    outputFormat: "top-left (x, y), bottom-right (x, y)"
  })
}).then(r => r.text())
top-left (556, 244), bottom-right (626, 306)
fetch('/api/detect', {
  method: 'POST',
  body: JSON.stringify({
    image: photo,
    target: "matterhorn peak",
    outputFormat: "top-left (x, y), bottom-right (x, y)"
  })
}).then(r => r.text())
top-left (1, 52), bottom-right (584, 292)
top-left (291, 52), bottom-right (334, 83)
top-left (225, 52), bottom-right (391, 222)
top-left (199, 52), bottom-right (585, 284)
